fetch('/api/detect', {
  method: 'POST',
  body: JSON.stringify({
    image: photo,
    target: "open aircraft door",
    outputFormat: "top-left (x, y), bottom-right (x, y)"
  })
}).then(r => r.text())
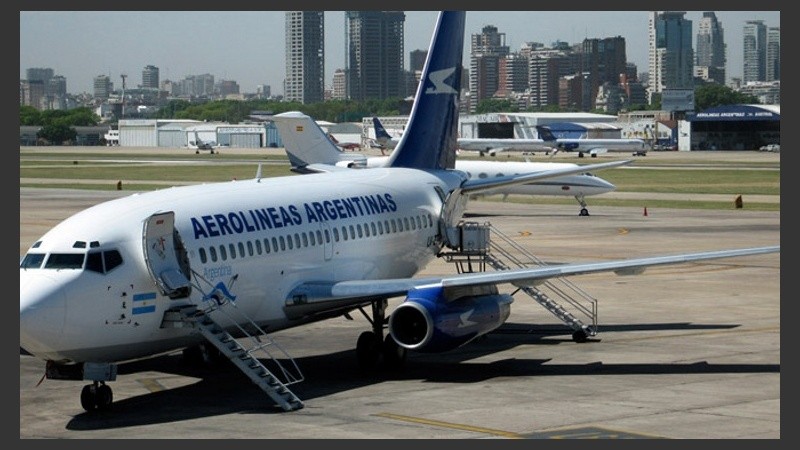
top-left (143, 211), bottom-right (192, 299)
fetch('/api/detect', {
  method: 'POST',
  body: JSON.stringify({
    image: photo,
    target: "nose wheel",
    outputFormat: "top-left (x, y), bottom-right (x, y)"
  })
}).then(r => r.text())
top-left (80, 382), bottom-right (113, 411)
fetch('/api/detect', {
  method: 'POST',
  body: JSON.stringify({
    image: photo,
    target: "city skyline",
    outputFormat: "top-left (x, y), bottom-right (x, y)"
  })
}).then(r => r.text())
top-left (20, 11), bottom-right (779, 96)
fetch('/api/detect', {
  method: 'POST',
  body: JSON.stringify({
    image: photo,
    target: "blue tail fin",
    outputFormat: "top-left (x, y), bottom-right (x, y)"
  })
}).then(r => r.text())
top-left (536, 125), bottom-right (557, 142)
top-left (372, 117), bottom-right (393, 141)
top-left (386, 11), bottom-right (465, 170)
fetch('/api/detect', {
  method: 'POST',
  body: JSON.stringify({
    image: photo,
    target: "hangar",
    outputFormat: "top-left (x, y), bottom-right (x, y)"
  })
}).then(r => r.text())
top-left (684, 104), bottom-right (780, 150)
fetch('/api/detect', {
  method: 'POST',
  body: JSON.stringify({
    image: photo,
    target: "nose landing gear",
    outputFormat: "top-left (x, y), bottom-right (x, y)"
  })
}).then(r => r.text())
top-left (80, 381), bottom-right (113, 411)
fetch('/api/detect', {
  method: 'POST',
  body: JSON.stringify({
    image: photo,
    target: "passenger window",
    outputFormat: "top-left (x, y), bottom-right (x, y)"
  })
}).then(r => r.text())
top-left (279, 236), bottom-right (286, 251)
top-left (256, 240), bottom-right (263, 255)
top-left (229, 243), bottom-right (237, 259)
top-left (246, 241), bottom-right (253, 256)
top-left (309, 232), bottom-right (316, 246)
top-left (404, 217), bottom-right (411, 230)
top-left (333, 228), bottom-right (339, 242)
top-left (324, 229), bottom-right (330, 243)
top-left (341, 227), bottom-right (348, 241)
top-left (272, 237), bottom-right (279, 252)
top-left (210, 246), bottom-right (218, 262)
top-left (416, 216), bottom-right (422, 229)
top-left (199, 248), bottom-right (208, 263)
top-left (286, 235), bottom-right (293, 250)
top-left (378, 221), bottom-right (384, 234)
top-left (370, 222), bottom-right (377, 236)
top-left (294, 233), bottom-right (301, 248)
top-left (220, 245), bottom-right (227, 261)
top-left (391, 219), bottom-right (397, 233)
top-left (352, 225), bottom-right (359, 239)
top-left (238, 242), bottom-right (246, 258)
top-left (363, 223), bottom-right (370, 237)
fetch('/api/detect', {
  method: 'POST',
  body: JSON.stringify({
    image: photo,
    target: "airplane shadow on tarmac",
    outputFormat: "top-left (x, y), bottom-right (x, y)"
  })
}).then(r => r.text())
top-left (65, 321), bottom-right (779, 431)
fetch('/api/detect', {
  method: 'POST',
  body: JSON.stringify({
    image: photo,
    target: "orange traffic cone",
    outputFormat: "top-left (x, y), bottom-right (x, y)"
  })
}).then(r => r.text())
top-left (643, 206), bottom-right (648, 216)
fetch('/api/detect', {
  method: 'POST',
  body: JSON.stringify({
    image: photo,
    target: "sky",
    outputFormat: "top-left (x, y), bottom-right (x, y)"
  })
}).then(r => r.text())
top-left (20, 10), bottom-right (780, 96)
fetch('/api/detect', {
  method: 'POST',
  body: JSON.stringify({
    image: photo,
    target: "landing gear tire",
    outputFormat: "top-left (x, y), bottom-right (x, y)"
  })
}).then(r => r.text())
top-left (195, 150), bottom-right (200, 154)
top-left (382, 334), bottom-right (407, 370)
top-left (579, 208), bottom-right (589, 216)
top-left (96, 384), bottom-right (113, 410)
top-left (356, 331), bottom-right (381, 370)
top-left (80, 383), bottom-right (113, 411)
top-left (572, 329), bottom-right (589, 343)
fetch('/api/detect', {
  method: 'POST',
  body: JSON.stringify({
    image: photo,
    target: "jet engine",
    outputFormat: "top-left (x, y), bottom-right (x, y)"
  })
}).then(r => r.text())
top-left (388, 284), bottom-right (513, 353)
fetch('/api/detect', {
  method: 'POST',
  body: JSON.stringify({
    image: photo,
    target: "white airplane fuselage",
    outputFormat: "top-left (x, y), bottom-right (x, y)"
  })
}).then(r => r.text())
top-left (20, 168), bottom-right (465, 364)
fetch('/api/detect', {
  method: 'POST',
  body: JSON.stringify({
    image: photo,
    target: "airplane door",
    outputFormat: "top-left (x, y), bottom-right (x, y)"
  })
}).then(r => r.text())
top-left (143, 211), bottom-right (191, 299)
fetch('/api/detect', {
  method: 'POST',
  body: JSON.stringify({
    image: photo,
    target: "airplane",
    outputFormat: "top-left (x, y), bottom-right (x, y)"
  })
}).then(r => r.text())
top-left (536, 125), bottom-right (649, 158)
top-left (20, 11), bottom-right (778, 414)
top-left (374, 116), bottom-right (551, 157)
top-left (326, 131), bottom-right (361, 151)
top-left (188, 130), bottom-right (221, 154)
top-left (278, 111), bottom-right (625, 216)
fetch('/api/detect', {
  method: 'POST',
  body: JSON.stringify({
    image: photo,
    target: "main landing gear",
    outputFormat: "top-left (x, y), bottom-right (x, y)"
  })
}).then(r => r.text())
top-left (355, 299), bottom-right (407, 370)
top-left (80, 381), bottom-right (113, 411)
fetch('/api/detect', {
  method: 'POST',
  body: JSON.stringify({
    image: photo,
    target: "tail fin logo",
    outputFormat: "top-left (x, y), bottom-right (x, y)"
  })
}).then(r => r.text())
top-left (425, 67), bottom-right (458, 95)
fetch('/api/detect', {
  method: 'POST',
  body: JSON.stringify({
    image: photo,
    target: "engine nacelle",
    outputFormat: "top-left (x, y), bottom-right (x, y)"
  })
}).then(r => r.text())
top-left (388, 284), bottom-right (513, 353)
top-left (334, 160), bottom-right (367, 169)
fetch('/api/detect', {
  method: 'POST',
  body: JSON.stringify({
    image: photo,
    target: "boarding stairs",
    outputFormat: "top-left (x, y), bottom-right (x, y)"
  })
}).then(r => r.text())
top-left (162, 296), bottom-right (305, 411)
top-left (442, 221), bottom-right (598, 340)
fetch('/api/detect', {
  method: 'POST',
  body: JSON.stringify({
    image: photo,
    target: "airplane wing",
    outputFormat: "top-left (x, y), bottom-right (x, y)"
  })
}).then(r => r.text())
top-left (460, 159), bottom-right (631, 194)
top-left (286, 246), bottom-right (779, 308)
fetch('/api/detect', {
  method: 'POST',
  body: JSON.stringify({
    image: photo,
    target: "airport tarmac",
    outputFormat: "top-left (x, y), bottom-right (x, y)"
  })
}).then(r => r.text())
top-left (20, 187), bottom-right (780, 439)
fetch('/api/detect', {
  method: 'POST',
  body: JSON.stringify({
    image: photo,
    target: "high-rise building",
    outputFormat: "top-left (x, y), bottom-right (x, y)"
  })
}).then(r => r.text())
top-left (579, 36), bottom-right (627, 109)
top-left (284, 11), bottom-right (325, 104)
top-left (345, 11), bottom-right (405, 101)
top-left (648, 11), bottom-right (694, 97)
top-left (93, 75), bottom-right (113, 100)
top-left (469, 25), bottom-right (509, 112)
top-left (743, 20), bottom-right (767, 83)
top-left (331, 69), bottom-right (347, 100)
top-left (528, 50), bottom-right (569, 109)
top-left (766, 27), bottom-right (780, 82)
top-left (142, 65), bottom-right (160, 90)
top-left (695, 12), bottom-right (726, 84)
top-left (497, 53), bottom-right (529, 97)
top-left (409, 49), bottom-right (427, 72)
top-left (26, 68), bottom-right (54, 84)
top-left (20, 80), bottom-right (45, 109)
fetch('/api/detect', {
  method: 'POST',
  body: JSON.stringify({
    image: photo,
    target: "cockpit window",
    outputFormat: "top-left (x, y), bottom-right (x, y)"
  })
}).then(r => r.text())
top-left (86, 250), bottom-right (124, 274)
top-left (104, 250), bottom-right (123, 272)
top-left (44, 253), bottom-right (85, 269)
top-left (20, 253), bottom-right (45, 269)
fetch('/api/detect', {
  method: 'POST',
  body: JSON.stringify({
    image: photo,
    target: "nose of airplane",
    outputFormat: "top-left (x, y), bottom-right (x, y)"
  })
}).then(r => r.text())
top-left (20, 272), bottom-right (67, 358)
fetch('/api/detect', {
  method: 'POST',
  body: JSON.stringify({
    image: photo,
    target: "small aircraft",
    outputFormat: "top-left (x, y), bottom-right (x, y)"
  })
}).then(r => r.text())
top-left (278, 111), bottom-right (625, 216)
top-left (188, 130), bottom-right (222, 154)
top-left (20, 11), bottom-right (778, 414)
top-left (537, 126), bottom-right (648, 158)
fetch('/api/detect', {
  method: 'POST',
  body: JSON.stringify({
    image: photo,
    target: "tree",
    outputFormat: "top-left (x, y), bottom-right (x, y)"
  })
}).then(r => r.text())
top-left (37, 124), bottom-right (76, 145)
top-left (695, 84), bottom-right (760, 111)
top-left (475, 98), bottom-right (518, 114)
